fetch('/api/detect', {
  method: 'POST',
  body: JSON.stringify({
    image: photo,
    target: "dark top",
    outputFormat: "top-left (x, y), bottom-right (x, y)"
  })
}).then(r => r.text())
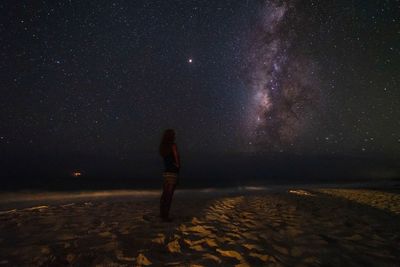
top-left (163, 152), bottom-right (179, 173)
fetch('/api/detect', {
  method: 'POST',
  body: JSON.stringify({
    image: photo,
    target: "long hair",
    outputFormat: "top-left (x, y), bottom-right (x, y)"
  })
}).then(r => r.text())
top-left (159, 129), bottom-right (175, 157)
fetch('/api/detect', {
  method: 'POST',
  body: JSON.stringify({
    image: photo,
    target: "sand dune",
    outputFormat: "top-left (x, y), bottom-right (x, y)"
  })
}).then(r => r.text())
top-left (0, 188), bottom-right (399, 266)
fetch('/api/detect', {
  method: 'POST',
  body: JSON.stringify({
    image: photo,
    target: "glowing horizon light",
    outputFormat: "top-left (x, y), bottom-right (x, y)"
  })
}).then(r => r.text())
top-left (72, 171), bottom-right (82, 177)
top-left (289, 189), bottom-right (315, 196)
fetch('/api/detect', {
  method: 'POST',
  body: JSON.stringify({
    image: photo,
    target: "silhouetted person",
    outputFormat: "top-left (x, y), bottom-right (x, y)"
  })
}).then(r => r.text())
top-left (159, 129), bottom-right (180, 222)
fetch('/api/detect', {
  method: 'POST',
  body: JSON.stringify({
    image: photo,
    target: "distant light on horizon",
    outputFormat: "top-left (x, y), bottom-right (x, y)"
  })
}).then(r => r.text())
top-left (289, 189), bottom-right (315, 197)
top-left (72, 171), bottom-right (82, 177)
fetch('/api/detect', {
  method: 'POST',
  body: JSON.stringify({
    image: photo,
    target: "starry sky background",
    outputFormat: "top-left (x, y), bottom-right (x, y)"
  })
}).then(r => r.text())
top-left (0, 0), bottom-right (399, 186)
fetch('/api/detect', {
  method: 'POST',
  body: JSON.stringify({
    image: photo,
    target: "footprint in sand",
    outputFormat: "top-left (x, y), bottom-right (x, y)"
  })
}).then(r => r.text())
top-left (216, 248), bottom-right (243, 261)
top-left (249, 252), bottom-right (270, 262)
top-left (166, 239), bottom-right (181, 253)
top-left (135, 253), bottom-right (152, 266)
top-left (57, 233), bottom-right (77, 241)
top-left (142, 214), bottom-right (158, 222)
top-left (151, 234), bottom-right (166, 245)
top-left (242, 243), bottom-right (264, 252)
top-left (202, 253), bottom-right (222, 264)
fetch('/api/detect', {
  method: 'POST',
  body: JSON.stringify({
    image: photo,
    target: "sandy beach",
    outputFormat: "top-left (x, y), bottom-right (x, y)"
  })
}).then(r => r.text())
top-left (0, 187), bottom-right (399, 266)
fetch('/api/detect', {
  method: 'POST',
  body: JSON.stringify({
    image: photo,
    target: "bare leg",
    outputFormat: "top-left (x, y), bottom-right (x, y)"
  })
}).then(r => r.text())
top-left (160, 182), bottom-right (176, 219)
top-left (164, 183), bottom-right (176, 218)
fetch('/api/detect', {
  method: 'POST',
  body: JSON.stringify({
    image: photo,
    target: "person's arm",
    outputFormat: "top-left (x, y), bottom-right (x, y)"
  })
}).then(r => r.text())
top-left (172, 144), bottom-right (180, 168)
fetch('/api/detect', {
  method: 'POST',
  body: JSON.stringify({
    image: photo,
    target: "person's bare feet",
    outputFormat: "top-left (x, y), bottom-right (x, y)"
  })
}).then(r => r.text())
top-left (161, 217), bottom-right (173, 222)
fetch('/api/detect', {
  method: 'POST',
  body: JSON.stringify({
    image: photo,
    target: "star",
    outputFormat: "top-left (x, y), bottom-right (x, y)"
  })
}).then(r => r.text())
top-left (188, 58), bottom-right (193, 63)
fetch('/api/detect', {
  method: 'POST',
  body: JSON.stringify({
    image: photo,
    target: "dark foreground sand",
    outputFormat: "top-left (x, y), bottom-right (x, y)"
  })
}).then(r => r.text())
top-left (0, 188), bottom-right (399, 266)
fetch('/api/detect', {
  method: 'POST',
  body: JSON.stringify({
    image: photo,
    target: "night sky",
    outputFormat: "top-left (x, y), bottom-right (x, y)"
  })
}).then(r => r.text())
top-left (1, 0), bottom-right (399, 160)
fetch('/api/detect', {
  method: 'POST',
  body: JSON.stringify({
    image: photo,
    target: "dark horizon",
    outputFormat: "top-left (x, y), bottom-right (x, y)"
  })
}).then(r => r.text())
top-left (2, 151), bottom-right (399, 191)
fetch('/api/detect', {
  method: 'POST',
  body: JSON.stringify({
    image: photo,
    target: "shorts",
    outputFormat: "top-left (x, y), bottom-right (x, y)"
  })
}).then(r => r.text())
top-left (162, 172), bottom-right (178, 185)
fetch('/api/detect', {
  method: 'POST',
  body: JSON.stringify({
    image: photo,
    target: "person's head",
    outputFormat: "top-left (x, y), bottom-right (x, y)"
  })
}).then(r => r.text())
top-left (159, 129), bottom-right (176, 157)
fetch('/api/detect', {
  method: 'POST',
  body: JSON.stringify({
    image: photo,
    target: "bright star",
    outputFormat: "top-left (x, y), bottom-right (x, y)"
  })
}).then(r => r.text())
top-left (188, 58), bottom-right (193, 63)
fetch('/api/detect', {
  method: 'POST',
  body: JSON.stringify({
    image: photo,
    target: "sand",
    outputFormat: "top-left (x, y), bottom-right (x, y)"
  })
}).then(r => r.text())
top-left (0, 187), bottom-right (399, 266)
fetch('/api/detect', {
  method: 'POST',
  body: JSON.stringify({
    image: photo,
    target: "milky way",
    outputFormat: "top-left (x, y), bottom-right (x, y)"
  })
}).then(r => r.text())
top-left (245, 0), bottom-right (321, 151)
